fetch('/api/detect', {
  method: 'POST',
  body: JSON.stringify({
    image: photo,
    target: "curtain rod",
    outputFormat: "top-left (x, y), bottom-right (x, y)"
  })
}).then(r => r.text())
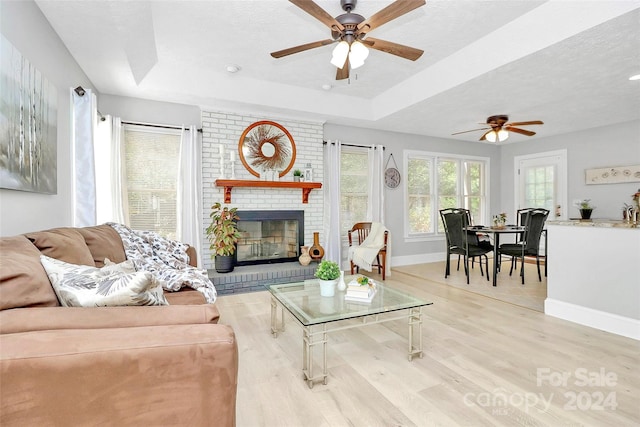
top-left (323, 140), bottom-right (385, 150)
top-left (122, 121), bottom-right (203, 133)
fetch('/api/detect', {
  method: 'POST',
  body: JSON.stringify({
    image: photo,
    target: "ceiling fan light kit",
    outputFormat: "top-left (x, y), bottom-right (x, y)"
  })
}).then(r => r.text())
top-left (453, 114), bottom-right (543, 142)
top-left (271, 0), bottom-right (426, 80)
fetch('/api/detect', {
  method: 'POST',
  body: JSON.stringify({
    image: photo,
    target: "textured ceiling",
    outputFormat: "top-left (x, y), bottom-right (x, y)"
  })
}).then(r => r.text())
top-left (35, 0), bottom-right (640, 143)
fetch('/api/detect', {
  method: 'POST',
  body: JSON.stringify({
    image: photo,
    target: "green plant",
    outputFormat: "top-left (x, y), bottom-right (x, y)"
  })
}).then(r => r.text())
top-left (206, 202), bottom-right (241, 257)
top-left (293, 169), bottom-right (303, 177)
top-left (577, 199), bottom-right (593, 209)
top-left (314, 260), bottom-right (340, 281)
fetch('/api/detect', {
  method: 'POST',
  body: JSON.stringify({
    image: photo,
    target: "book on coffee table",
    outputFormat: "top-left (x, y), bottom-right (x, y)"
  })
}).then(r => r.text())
top-left (345, 278), bottom-right (377, 303)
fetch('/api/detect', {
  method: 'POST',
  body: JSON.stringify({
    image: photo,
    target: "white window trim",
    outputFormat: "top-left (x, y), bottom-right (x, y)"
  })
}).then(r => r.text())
top-left (403, 149), bottom-right (491, 243)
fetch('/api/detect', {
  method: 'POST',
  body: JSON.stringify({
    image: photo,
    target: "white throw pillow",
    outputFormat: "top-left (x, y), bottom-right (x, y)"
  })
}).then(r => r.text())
top-left (40, 255), bottom-right (168, 307)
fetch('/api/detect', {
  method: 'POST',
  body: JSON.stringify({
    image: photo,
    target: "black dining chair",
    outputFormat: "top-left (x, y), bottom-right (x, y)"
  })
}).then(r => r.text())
top-left (497, 208), bottom-right (549, 284)
top-left (439, 208), bottom-right (492, 284)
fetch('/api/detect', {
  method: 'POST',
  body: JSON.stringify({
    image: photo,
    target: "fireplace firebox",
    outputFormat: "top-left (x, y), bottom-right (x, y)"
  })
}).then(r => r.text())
top-left (234, 210), bottom-right (304, 266)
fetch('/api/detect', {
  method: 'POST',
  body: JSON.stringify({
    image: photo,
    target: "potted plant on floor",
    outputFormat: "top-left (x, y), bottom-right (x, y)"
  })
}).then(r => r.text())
top-left (315, 260), bottom-right (340, 297)
top-left (206, 202), bottom-right (241, 273)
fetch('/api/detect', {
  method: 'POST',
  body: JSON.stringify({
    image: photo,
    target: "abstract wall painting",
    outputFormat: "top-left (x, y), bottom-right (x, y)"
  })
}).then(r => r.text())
top-left (1, 35), bottom-right (57, 194)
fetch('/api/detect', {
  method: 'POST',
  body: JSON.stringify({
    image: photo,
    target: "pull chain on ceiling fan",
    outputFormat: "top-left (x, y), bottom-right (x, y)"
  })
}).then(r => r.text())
top-left (270, 0), bottom-right (426, 80)
top-left (452, 115), bottom-right (544, 142)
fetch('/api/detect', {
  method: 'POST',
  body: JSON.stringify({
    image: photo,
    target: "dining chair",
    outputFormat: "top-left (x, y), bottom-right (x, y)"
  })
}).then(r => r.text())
top-left (439, 208), bottom-right (492, 284)
top-left (497, 208), bottom-right (550, 284)
top-left (348, 222), bottom-right (388, 280)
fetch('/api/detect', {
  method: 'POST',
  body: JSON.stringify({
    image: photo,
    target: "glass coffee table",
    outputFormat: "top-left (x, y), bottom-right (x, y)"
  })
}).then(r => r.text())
top-left (266, 276), bottom-right (432, 388)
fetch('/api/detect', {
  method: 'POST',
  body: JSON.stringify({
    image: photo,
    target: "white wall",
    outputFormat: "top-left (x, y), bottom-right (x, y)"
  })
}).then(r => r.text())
top-left (99, 95), bottom-right (201, 126)
top-left (500, 120), bottom-right (640, 220)
top-left (0, 0), bottom-right (95, 236)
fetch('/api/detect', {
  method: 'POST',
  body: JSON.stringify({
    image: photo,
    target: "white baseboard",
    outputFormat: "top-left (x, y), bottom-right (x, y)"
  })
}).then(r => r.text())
top-left (391, 252), bottom-right (446, 267)
top-left (545, 298), bottom-right (640, 341)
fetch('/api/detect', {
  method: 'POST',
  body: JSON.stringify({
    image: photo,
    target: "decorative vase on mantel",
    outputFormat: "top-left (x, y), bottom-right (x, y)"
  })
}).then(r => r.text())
top-left (309, 232), bottom-right (325, 261)
top-left (299, 246), bottom-right (311, 266)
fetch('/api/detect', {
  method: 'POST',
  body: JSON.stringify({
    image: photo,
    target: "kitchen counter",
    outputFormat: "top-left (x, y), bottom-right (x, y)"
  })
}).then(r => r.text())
top-left (547, 219), bottom-right (638, 228)
top-left (545, 221), bottom-right (640, 340)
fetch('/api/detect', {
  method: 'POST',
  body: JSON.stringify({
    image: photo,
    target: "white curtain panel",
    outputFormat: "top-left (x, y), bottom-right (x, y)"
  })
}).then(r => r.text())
top-left (72, 88), bottom-right (97, 227)
top-left (177, 126), bottom-right (203, 268)
top-left (94, 116), bottom-right (128, 225)
top-left (323, 140), bottom-right (342, 265)
top-left (110, 117), bottom-right (128, 224)
top-left (367, 144), bottom-right (385, 223)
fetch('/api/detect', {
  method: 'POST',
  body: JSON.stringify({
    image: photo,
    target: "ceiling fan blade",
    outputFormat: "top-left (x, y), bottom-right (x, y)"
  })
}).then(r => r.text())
top-left (451, 127), bottom-right (489, 136)
top-left (507, 120), bottom-right (544, 126)
top-left (362, 37), bottom-right (423, 61)
top-left (336, 57), bottom-right (349, 80)
top-left (357, 0), bottom-right (425, 36)
top-left (289, 0), bottom-right (344, 31)
top-left (479, 130), bottom-right (492, 141)
top-left (270, 39), bottom-right (335, 58)
top-left (507, 127), bottom-right (536, 136)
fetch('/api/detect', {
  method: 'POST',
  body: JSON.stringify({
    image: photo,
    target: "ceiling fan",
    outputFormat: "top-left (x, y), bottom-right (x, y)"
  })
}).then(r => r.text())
top-left (452, 115), bottom-right (544, 142)
top-left (270, 0), bottom-right (426, 80)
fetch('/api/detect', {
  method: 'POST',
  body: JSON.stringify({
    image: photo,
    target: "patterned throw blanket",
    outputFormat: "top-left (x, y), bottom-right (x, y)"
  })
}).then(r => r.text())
top-left (108, 223), bottom-right (217, 303)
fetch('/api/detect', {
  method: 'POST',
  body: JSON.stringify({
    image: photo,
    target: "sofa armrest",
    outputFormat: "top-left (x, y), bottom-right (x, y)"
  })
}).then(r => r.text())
top-left (1, 324), bottom-right (237, 426)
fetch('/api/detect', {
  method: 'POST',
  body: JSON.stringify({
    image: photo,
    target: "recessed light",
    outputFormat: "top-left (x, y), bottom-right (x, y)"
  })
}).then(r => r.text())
top-left (629, 74), bottom-right (640, 81)
top-left (226, 65), bottom-right (241, 73)
top-left (321, 84), bottom-right (332, 91)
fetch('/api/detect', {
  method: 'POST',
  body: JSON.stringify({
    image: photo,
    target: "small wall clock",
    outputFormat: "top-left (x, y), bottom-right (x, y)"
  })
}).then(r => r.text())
top-left (384, 153), bottom-right (401, 189)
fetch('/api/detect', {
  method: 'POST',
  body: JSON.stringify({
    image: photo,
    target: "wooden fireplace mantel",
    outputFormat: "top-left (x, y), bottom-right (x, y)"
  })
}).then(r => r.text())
top-left (215, 179), bottom-right (322, 204)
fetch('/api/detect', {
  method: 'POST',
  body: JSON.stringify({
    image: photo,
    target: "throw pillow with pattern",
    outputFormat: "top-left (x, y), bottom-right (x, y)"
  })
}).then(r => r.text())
top-left (40, 255), bottom-right (168, 307)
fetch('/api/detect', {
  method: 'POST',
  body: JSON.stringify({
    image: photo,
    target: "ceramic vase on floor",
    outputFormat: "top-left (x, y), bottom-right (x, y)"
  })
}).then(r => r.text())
top-left (299, 246), bottom-right (311, 266)
top-left (309, 232), bottom-right (324, 261)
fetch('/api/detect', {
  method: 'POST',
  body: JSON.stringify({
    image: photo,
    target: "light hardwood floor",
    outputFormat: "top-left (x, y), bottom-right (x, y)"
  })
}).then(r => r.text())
top-left (215, 267), bottom-right (639, 427)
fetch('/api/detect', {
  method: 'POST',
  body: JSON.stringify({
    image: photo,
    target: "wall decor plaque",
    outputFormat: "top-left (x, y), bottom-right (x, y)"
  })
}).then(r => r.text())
top-left (238, 121), bottom-right (296, 178)
top-left (585, 165), bottom-right (640, 185)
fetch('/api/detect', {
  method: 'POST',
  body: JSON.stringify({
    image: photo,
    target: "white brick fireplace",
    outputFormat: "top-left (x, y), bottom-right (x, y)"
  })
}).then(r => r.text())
top-left (201, 110), bottom-right (325, 270)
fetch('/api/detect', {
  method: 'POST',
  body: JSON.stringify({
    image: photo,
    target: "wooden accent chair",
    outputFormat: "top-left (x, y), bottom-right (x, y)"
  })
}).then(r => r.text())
top-left (347, 222), bottom-right (388, 280)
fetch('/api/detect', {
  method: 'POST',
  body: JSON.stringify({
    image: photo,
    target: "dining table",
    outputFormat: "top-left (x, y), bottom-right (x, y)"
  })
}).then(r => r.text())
top-left (465, 225), bottom-right (526, 286)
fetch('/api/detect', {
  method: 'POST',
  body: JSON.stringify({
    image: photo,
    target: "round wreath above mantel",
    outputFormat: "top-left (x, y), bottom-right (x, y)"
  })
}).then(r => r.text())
top-left (238, 121), bottom-right (296, 178)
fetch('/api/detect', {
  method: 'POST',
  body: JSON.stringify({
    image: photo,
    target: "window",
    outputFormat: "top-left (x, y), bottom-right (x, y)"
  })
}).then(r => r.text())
top-left (124, 126), bottom-right (181, 239)
top-left (340, 148), bottom-right (369, 235)
top-left (404, 150), bottom-right (489, 239)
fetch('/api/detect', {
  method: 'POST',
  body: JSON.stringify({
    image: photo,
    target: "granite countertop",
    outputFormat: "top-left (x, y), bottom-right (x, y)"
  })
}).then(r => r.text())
top-left (547, 219), bottom-right (638, 229)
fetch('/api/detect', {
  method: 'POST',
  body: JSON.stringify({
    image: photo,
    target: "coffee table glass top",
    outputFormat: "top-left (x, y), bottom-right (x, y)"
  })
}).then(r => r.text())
top-left (266, 276), bottom-right (432, 326)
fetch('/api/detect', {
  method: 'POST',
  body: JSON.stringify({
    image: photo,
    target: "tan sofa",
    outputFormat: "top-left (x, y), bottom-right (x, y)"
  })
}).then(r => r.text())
top-left (0, 225), bottom-right (238, 426)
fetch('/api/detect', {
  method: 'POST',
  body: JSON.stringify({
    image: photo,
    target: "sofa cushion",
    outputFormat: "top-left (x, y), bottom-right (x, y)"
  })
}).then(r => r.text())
top-left (40, 255), bottom-right (168, 307)
top-left (0, 236), bottom-right (59, 310)
top-left (0, 304), bottom-right (220, 334)
top-left (25, 228), bottom-right (95, 266)
top-left (77, 224), bottom-right (127, 267)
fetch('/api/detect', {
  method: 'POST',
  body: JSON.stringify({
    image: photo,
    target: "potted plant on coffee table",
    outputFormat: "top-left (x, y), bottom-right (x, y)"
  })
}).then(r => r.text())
top-left (206, 202), bottom-right (241, 273)
top-left (314, 260), bottom-right (340, 297)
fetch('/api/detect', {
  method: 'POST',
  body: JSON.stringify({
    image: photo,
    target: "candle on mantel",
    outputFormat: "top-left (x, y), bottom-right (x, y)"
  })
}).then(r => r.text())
top-left (219, 144), bottom-right (225, 159)
top-left (229, 150), bottom-right (235, 162)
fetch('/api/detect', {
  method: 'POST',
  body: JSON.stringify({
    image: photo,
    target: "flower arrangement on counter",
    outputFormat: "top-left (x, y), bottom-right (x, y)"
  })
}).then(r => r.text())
top-left (633, 189), bottom-right (640, 208)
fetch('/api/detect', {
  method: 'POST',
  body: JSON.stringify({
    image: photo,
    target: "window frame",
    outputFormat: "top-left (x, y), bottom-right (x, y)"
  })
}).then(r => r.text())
top-left (403, 149), bottom-right (490, 242)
